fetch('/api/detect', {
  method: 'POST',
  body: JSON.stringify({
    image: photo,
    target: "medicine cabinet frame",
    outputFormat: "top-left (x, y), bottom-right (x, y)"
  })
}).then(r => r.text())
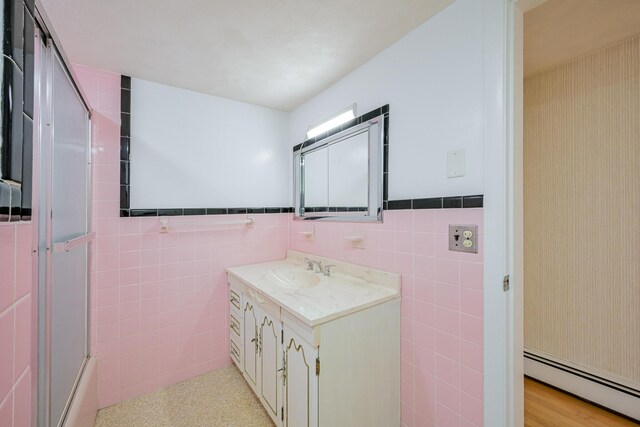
top-left (293, 105), bottom-right (388, 222)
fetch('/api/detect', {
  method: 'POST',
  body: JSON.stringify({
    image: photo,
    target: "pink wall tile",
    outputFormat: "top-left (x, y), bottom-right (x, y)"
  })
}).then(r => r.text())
top-left (0, 391), bottom-right (13, 427)
top-left (14, 225), bottom-right (32, 300)
top-left (13, 297), bottom-right (30, 378)
top-left (461, 392), bottom-right (483, 426)
top-left (0, 308), bottom-right (15, 401)
top-left (0, 226), bottom-right (16, 314)
top-left (0, 221), bottom-right (32, 427)
top-left (436, 401), bottom-right (461, 427)
top-left (435, 282), bottom-right (460, 310)
top-left (13, 370), bottom-right (31, 427)
top-left (436, 377), bottom-right (461, 412)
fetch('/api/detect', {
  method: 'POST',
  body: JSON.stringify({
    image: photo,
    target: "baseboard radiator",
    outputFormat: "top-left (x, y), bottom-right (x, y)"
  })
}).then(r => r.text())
top-left (524, 350), bottom-right (640, 421)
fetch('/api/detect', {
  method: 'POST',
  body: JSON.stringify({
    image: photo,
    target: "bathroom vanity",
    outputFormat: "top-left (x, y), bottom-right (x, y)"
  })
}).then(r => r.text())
top-left (226, 250), bottom-right (401, 427)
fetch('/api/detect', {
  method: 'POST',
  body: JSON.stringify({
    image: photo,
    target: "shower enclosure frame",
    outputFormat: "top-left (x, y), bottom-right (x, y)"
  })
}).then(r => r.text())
top-left (32, 4), bottom-right (94, 426)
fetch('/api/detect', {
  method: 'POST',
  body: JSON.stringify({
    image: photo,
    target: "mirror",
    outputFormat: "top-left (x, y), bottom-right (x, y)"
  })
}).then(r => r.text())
top-left (294, 105), bottom-right (388, 222)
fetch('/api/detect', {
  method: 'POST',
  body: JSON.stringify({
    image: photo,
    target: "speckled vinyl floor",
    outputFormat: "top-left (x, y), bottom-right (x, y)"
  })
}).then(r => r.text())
top-left (94, 366), bottom-right (274, 427)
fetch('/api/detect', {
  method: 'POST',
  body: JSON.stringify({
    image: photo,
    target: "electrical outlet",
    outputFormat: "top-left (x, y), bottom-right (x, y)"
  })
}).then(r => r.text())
top-left (448, 224), bottom-right (478, 253)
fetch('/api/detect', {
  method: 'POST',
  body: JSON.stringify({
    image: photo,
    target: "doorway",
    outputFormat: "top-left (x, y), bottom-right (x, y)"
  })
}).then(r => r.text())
top-left (519, 0), bottom-right (640, 421)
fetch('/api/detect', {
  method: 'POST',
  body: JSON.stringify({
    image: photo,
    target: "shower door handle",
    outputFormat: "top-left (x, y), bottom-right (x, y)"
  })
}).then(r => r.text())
top-left (52, 231), bottom-right (95, 253)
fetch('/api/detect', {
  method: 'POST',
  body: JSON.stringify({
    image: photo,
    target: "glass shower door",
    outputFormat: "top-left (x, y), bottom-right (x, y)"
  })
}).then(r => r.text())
top-left (50, 49), bottom-right (91, 426)
top-left (37, 35), bottom-right (91, 427)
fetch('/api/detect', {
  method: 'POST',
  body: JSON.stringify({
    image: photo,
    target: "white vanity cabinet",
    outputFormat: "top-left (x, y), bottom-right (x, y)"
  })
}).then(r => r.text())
top-left (227, 266), bottom-right (400, 427)
top-left (231, 280), bottom-right (284, 426)
top-left (282, 321), bottom-right (318, 427)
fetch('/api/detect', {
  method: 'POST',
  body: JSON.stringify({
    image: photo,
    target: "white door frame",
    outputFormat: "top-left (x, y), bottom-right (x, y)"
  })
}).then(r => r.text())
top-left (483, 0), bottom-right (523, 426)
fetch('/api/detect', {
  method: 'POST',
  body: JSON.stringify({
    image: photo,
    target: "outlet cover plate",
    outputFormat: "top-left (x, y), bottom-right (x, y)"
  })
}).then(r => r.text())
top-left (449, 224), bottom-right (478, 253)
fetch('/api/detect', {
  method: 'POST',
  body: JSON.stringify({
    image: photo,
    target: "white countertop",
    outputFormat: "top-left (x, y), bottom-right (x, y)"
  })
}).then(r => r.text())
top-left (226, 250), bottom-right (401, 326)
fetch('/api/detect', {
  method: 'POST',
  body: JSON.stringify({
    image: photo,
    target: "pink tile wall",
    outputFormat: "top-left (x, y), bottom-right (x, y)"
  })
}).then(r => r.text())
top-left (289, 208), bottom-right (484, 427)
top-left (0, 223), bottom-right (33, 427)
top-left (73, 64), bottom-right (485, 425)
top-left (73, 65), bottom-right (289, 408)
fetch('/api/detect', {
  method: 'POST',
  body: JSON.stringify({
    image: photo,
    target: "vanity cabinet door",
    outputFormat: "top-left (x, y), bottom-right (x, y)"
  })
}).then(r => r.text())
top-left (243, 298), bottom-right (259, 393)
top-left (260, 310), bottom-right (283, 426)
top-left (283, 326), bottom-right (318, 427)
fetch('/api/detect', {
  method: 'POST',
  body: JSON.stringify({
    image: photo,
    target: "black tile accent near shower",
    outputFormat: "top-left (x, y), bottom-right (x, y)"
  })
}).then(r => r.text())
top-left (20, 114), bottom-right (31, 219)
top-left (0, 181), bottom-right (10, 220)
top-left (8, 182), bottom-right (20, 218)
top-left (22, 7), bottom-right (34, 119)
top-left (0, 0), bottom-right (34, 221)
top-left (6, 0), bottom-right (24, 70)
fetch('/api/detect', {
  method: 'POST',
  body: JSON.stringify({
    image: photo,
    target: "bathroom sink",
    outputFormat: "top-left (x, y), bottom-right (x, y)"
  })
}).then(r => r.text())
top-left (266, 267), bottom-right (320, 289)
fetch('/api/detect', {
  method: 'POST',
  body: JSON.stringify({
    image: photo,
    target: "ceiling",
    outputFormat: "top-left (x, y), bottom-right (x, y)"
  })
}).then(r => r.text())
top-left (524, 0), bottom-right (640, 76)
top-left (39, 0), bottom-right (454, 111)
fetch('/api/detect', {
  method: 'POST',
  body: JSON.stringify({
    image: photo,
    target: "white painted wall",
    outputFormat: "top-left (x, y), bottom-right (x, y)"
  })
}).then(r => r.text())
top-left (288, 0), bottom-right (485, 201)
top-left (130, 78), bottom-right (290, 208)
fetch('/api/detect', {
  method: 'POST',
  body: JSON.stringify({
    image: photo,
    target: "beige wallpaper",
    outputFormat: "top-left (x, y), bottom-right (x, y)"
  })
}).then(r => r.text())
top-left (524, 35), bottom-right (640, 388)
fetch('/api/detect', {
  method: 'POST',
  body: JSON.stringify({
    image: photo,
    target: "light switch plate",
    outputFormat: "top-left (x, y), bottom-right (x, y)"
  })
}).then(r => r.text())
top-left (447, 149), bottom-right (465, 178)
top-left (449, 224), bottom-right (478, 253)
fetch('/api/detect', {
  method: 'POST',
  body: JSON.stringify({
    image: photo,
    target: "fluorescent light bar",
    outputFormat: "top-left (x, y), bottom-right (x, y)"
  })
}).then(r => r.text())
top-left (306, 104), bottom-right (357, 139)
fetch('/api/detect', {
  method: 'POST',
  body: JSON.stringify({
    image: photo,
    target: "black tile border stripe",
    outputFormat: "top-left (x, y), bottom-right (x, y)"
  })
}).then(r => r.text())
top-left (384, 195), bottom-right (483, 210)
top-left (120, 207), bottom-right (295, 217)
top-left (119, 197), bottom-right (481, 217)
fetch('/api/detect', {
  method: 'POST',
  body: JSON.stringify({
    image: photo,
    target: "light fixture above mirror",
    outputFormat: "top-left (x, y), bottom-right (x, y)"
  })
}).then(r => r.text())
top-left (306, 104), bottom-right (357, 139)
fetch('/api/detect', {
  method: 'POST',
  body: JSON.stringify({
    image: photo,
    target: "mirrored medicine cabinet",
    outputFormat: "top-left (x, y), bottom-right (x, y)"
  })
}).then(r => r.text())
top-left (293, 105), bottom-right (388, 222)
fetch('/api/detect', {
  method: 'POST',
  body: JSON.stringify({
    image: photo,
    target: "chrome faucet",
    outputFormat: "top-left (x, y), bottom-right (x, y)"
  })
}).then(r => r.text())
top-left (321, 265), bottom-right (335, 277)
top-left (304, 258), bottom-right (324, 273)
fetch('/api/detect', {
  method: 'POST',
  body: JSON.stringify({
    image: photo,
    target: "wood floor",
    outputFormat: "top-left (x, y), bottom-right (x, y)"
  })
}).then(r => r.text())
top-left (525, 377), bottom-right (639, 426)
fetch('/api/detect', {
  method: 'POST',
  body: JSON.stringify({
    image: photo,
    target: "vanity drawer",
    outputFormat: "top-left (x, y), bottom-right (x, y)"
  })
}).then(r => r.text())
top-left (230, 338), bottom-right (242, 368)
top-left (230, 288), bottom-right (242, 313)
top-left (230, 313), bottom-right (242, 340)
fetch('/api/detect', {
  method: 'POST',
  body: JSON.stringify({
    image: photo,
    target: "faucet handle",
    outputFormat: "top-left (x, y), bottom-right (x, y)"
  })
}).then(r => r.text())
top-left (304, 258), bottom-right (314, 271)
top-left (322, 265), bottom-right (336, 276)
